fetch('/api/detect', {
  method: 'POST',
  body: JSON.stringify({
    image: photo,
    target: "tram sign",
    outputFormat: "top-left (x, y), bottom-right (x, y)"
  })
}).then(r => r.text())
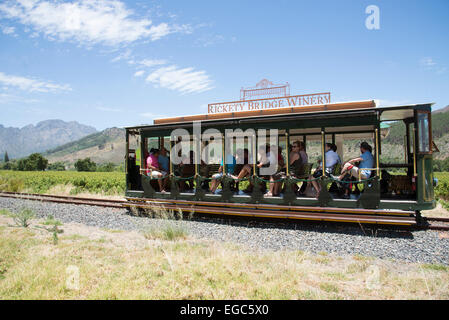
top-left (208, 79), bottom-right (330, 114)
top-left (240, 79), bottom-right (290, 101)
top-left (208, 92), bottom-right (331, 114)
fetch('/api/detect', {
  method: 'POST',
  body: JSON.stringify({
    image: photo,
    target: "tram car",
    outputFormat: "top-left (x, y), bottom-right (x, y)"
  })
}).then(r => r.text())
top-left (124, 100), bottom-right (437, 226)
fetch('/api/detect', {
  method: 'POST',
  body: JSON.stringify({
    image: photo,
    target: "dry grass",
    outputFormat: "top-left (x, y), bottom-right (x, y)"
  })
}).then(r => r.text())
top-left (422, 202), bottom-right (449, 218)
top-left (0, 215), bottom-right (448, 300)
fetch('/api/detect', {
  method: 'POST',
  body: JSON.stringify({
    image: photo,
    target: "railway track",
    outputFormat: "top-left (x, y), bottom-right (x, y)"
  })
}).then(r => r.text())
top-left (0, 191), bottom-right (125, 208)
top-left (1, 191), bottom-right (448, 230)
top-left (423, 217), bottom-right (449, 231)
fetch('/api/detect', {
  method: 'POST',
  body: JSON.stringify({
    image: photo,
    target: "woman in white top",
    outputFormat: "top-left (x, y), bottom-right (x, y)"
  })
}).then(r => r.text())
top-left (310, 143), bottom-right (340, 197)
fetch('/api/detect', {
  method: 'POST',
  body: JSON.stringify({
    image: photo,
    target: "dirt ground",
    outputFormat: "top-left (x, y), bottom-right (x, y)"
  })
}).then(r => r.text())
top-left (422, 202), bottom-right (449, 218)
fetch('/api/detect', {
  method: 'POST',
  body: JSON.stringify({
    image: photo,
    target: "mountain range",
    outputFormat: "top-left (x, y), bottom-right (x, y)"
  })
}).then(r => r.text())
top-left (0, 120), bottom-right (97, 159)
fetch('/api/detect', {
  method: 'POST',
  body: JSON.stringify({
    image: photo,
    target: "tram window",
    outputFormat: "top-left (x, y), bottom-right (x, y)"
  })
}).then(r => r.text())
top-left (418, 112), bottom-right (430, 153)
top-left (163, 136), bottom-right (170, 151)
top-left (147, 137), bottom-right (159, 152)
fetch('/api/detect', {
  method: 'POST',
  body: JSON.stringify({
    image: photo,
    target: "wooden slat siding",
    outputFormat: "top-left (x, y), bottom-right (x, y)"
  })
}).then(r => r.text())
top-left (153, 101), bottom-right (376, 125)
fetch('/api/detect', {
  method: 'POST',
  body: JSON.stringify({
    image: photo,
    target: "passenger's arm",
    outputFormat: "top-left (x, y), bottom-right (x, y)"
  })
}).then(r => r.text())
top-left (348, 157), bottom-right (363, 164)
top-left (289, 153), bottom-right (299, 165)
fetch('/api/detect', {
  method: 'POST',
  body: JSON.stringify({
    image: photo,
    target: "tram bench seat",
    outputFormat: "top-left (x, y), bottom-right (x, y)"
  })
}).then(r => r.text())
top-left (207, 164), bottom-right (221, 176)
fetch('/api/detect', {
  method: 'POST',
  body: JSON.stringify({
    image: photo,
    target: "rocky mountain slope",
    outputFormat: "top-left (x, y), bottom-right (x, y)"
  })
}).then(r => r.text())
top-left (44, 127), bottom-right (125, 168)
top-left (0, 120), bottom-right (97, 159)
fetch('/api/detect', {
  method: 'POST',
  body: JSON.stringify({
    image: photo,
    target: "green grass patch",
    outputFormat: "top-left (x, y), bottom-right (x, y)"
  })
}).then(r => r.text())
top-left (142, 222), bottom-right (189, 241)
top-left (422, 264), bottom-right (448, 272)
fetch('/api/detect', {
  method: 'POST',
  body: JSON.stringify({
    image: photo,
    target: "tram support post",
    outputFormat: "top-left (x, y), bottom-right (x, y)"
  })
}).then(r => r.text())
top-left (375, 128), bottom-right (380, 178)
top-left (285, 130), bottom-right (290, 177)
top-left (169, 138), bottom-right (174, 176)
top-left (413, 126), bottom-right (417, 177)
top-left (252, 132), bottom-right (257, 177)
top-left (140, 134), bottom-right (145, 175)
top-left (222, 132), bottom-right (226, 175)
top-left (321, 130), bottom-right (325, 178)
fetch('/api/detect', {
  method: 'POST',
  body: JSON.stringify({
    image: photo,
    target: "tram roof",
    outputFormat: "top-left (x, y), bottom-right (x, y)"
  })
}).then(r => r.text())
top-left (124, 100), bottom-right (433, 131)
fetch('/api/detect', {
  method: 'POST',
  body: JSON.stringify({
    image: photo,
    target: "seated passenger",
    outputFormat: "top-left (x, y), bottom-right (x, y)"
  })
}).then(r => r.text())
top-left (179, 150), bottom-right (196, 192)
top-left (297, 141), bottom-right (309, 194)
top-left (336, 141), bottom-right (374, 181)
top-left (158, 147), bottom-right (169, 173)
top-left (310, 143), bottom-right (340, 198)
top-left (146, 148), bottom-right (167, 193)
top-left (231, 145), bottom-right (270, 193)
top-left (286, 141), bottom-right (308, 195)
top-left (265, 146), bottom-right (285, 197)
top-left (209, 153), bottom-right (236, 194)
top-left (233, 148), bottom-right (249, 175)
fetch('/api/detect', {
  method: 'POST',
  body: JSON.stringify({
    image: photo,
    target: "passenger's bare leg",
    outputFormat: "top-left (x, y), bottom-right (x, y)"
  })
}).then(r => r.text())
top-left (338, 163), bottom-right (352, 180)
top-left (274, 181), bottom-right (281, 196)
top-left (157, 178), bottom-right (164, 192)
top-left (210, 179), bottom-right (219, 193)
top-left (232, 164), bottom-right (251, 180)
top-left (265, 177), bottom-right (275, 196)
top-left (311, 176), bottom-right (321, 196)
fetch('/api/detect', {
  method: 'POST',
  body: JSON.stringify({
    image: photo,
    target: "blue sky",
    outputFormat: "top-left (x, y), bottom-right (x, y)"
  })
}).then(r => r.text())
top-left (0, 0), bottom-right (448, 130)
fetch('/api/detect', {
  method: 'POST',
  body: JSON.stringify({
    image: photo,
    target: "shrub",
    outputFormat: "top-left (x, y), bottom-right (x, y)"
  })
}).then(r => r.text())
top-left (11, 208), bottom-right (35, 228)
top-left (47, 162), bottom-right (66, 171)
top-left (74, 158), bottom-right (97, 172)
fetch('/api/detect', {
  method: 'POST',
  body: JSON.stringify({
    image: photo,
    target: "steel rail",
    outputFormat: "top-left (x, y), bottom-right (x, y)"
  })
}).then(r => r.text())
top-left (0, 192), bottom-right (125, 208)
top-left (423, 217), bottom-right (449, 231)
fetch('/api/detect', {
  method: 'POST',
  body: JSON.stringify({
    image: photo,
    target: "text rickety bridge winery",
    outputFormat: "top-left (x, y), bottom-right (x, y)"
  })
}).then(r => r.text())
top-left (208, 92), bottom-right (331, 114)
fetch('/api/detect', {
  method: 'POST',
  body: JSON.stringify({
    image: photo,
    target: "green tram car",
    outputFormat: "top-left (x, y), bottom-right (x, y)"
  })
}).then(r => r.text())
top-left (124, 100), bottom-right (436, 226)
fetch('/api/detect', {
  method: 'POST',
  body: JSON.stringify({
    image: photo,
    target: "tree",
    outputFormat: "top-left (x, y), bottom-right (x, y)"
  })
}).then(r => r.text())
top-left (17, 153), bottom-right (48, 171)
top-left (97, 162), bottom-right (116, 172)
top-left (74, 158), bottom-right (97, 172)
top-left (47, 162), bottom-right (66, 171)
top-left (4, 151), bottom-right (9, 163)
top-left (2, 160), bottom-right (17, 170)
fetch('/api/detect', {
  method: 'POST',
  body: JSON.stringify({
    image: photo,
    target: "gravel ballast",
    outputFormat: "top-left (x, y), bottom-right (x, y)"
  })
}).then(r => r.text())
top-left (1, 197), bottom-right (448, 265)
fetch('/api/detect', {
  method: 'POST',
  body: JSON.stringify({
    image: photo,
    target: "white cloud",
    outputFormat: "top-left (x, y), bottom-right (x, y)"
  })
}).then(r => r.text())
top-left (110, 48), bottom-right (132, 62)
top-left (0, 72), bottom-right (71, 93)
top-left (134, 70), bottom-right (144, 77)
top-left (1, 25), bottom-right (15, 35)
top-left (145, 65), bottom-right (213, 94)
top-left (194, 34), bottom-right (225, 47)
top-left (420, 57), bottom-right (446, 74)
top-left (420, 57), bottom-right (436, 67)
top-left (135, 58), bottom-right (167, 68)
top-left (0, 0), bottom-right (181, 46)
